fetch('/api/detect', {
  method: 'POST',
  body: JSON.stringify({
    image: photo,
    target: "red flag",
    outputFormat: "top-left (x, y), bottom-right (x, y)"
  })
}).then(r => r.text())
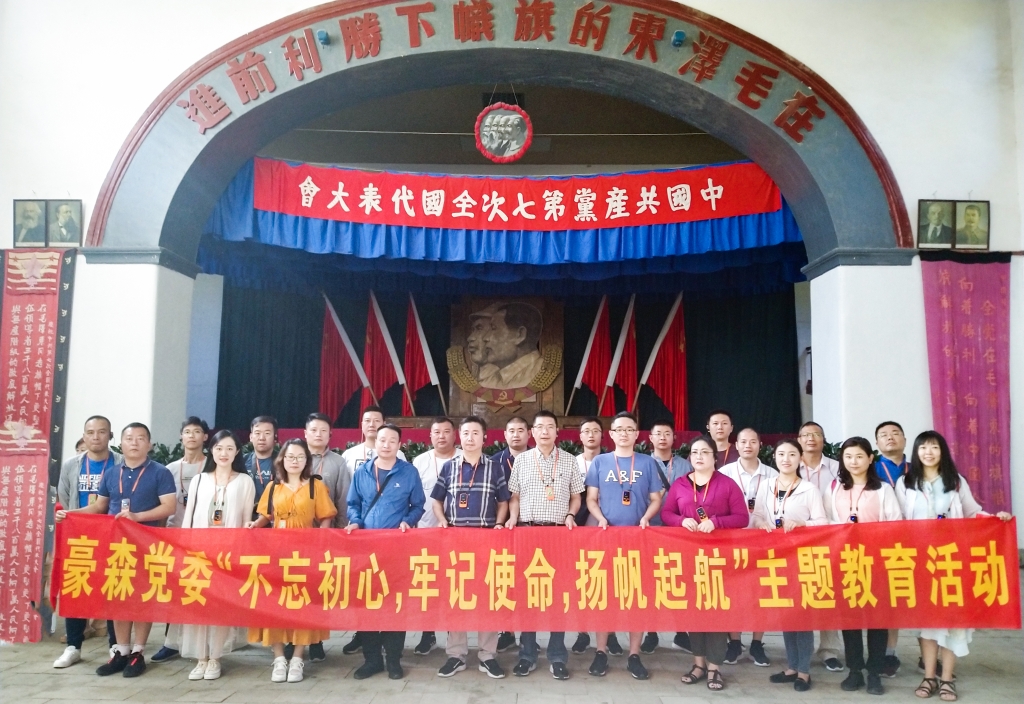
top-left (580, 300), bottom-right (614, 416)
top-left (646, 302), bottom-right (688, 429)
top-left (318, 305), bottom-right (361, 422)
top-left (360, 299), bottom-right (398, 410)
top-left (403, 299), bottom-right (431, 416)
top-left (615, 313), bottom-right (638, 412)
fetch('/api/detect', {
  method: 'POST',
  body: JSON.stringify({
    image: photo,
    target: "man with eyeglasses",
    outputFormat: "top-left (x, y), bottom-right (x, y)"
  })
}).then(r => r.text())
top-left (719, 428), bottom-right (776, 667)
top-left (584, 412), bottom-right (662, 680)
top-left (570, 418), bottom-right (622, 655)
top-left (874, 420), bottom-right (909, 679)
top-left (796, 421), bottom-right (844, 673)
top-left (505, 410), bottom-right (583, 680)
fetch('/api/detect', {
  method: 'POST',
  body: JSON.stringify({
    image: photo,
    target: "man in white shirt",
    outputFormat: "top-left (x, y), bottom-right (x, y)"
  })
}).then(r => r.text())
top-left (412, 417), bottom-right (457, 656)
top-left (719, 427), bottom-right (777, 668)
top-left (341, 405), bottom-right (407, 475)
top-left (340, 405), bottom-right (404, 657)
top-left (797, 421), bottom-right (844, 673)
top-left (153, 417), bottom-right (209, 664)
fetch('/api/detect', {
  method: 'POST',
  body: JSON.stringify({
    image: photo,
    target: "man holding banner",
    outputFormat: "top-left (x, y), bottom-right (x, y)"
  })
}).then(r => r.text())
top-left (431, 416), bottom-right (510, 679)
top-left (346, 423), bottom-right (424, 680)
top-left (506, 411), bottom-right (583, 680)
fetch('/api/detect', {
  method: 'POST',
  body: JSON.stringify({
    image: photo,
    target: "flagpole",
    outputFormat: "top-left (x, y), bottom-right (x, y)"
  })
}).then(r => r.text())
top-left (566, 295), bottom-right (607, 416)
top-left (370, 290), bottom-right (412, 413)
top-left (633, 292), bottom-right (682, 409)
top-left (409, 293), bottom-right (446, 415)
top-left (599, 294), bottom-right (635, 413)
top-left (321, 291), bottom-right (377, 404)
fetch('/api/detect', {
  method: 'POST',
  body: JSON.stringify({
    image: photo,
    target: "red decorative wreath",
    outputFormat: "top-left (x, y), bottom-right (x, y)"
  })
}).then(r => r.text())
top-left (474, 102), bottom-right (534, 164)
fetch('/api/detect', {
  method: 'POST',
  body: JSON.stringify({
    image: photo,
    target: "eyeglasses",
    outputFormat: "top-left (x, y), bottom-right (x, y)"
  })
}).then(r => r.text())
top-left (690, 449), bottom-right (714, 457)
top-left (283, 455), bottom-right (306, 463)
top-left (609, 427), bottom-right (637, 434)
top-left (798, 432), bottom-right (823, 439)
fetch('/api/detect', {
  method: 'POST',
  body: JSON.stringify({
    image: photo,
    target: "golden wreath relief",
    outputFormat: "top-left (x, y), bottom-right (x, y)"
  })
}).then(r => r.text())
top-left (447, 299), bottom-right (564, 415)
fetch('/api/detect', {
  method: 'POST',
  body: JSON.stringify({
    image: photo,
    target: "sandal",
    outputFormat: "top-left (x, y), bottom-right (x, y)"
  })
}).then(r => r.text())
top-left (916, 677), bottom-right (939, 698)
top-left (938, 680), bottom-right (957, 702)
top-left (680, 664), bottom-right (707, 684)
top-left (707, 669), bottom-right (725, 691)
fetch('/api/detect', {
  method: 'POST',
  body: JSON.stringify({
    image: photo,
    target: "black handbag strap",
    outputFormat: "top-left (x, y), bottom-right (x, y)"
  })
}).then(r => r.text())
top-left (364, 471), bottom-right (396, 517)
top-left (267, 475), bottom-right (320, 520)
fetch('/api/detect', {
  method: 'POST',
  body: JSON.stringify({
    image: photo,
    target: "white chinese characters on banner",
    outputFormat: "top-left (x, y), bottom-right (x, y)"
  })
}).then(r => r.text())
top-left (298, 176), bottom-right (320, 207)
top-left (701, 178), bottom-right (724, 211)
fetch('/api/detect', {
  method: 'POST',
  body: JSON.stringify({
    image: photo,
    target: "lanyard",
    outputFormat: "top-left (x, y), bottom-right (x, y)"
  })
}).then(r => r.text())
top-left (771, 477), bottom-right (799, 521)
top-left (878, 458), bottom-right (905, 487)
top-left (179, 458), bottom-right (201, 494)
top-left (373, 462), bottom-right (389, 494)
top-left (742, 468), bottom-right (762, 502)
top-left (613, 454), bottom-right (635, 489)
top-left (504, 453), bottom-right (514, 477)
top-left (848, 485), bottom-right (868, 519)
top-left (690, 473), bottom-right (711, 508)
top-left (314, 454), bottom-right (326, 476)
top-left (718, 443), bottom-right (732, 465)
top-left (456, 458), bottom-right (481, 491)
top-left (118, 461), bottom-right (149, 497)
top-left (81, 453), bottom-right (112, 482)
top-left (537, 448), bottom-right (559, 485)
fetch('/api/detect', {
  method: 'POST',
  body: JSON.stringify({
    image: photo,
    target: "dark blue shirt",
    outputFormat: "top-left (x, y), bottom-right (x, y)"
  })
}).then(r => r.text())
top-left (430, 455), bottom-right (511, 527)
top-left (97, 459), bottom-right (176, 527)
top-left (876, 456), bottom-right (908, 488)
top-left (347, 458), bottom-right (425, 529)
top-left (244, 453), bottom-right (275, 506)
top-left (491, 448), bottom-right (519, 485)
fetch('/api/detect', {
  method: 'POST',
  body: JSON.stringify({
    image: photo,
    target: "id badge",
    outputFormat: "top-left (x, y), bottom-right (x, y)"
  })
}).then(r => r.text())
top-left (278, 519), bottom-right (288, 529)
top-left (621, 490), bottom-right (631, 506)
top-left (458, 492), bottom-right (469, 509)
top-left (120, 499), bottom-right (131, 513)
top-left (774, 518), bottom-right (783, 529)
top-left (212, 509), bottom-right (224, 526)
top-left (87, 493), bottom-right (98, 506)
top-left (545, 485), bottom-right (555, 501)
top-left (848, 514), bottom-right (858, 524)
top-left (696, 506), bottom-right (708, 522)
top-left (747, 497), bottom-right (755, 513)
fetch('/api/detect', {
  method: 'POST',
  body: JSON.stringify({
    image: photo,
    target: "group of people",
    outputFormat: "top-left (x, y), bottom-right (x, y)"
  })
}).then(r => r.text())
top-left (52, 407), bottom-right (1011, 701)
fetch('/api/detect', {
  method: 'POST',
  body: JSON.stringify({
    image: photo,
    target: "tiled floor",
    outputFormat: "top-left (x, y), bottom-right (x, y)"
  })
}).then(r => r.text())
top-left (2, 624), bottom-right (1021, 703)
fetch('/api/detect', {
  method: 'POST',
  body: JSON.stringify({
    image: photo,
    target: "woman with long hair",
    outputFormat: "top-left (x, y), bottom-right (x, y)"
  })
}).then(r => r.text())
top-left (752, 438), bottom-right (827, 692)
top-left (180, 430), bottom-right (255, 681)
top-left (662, 435), bottom-right (747, 692)
top-left (898, 430), bottom-right (1011, 702)
top-left (831, 436), bottom-right (902, 695)
top-left (246, 438), bottom-right (337, 684)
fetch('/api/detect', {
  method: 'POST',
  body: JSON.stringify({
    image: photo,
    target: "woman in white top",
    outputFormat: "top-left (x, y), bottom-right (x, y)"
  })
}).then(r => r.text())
top-left (831, 437), bottom-right (902, 696)
top-left (180, 430), bottom-right (256, 682)
top-left (898, 431), bottom-right (1011, 703)
top-left (752, 439), bottom-right (827, 692)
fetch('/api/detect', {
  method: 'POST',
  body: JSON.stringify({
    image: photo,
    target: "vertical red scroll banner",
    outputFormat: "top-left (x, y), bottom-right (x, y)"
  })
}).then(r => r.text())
top-left (0, 250), bottom-right (64, 642)
top-left (922, 260), bottom-right (1011, 513)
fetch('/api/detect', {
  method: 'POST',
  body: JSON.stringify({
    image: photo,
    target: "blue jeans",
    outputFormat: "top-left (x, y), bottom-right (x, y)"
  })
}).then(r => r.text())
top-left (783, 631), bottom-right (814, 674)
top-left (519, 632), bottom-right (567, 665)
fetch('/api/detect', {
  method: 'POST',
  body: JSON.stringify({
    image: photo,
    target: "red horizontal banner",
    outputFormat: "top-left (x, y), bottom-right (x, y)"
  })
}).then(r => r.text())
top-left (253, 157), bottom-right (781, 231)
top-left (53, 515), bottom-right (1019, 632)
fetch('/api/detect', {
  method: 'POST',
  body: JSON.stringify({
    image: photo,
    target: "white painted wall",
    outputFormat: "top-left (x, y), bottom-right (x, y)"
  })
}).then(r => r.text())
top-left (62, 259), bottom-right (193, 458)
top-left (811, 259), bottom-right (933, 442)
top-left (185, 274), bottom-right (224, 425)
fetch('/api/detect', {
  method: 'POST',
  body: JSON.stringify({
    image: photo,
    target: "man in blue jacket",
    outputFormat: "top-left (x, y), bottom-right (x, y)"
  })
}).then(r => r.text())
top-left (346, 423), bottom-right (424, 680)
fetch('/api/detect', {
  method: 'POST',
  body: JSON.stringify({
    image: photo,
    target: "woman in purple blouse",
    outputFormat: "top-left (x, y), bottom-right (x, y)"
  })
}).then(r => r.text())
top-left (661, 435), bottom-right (747, 692)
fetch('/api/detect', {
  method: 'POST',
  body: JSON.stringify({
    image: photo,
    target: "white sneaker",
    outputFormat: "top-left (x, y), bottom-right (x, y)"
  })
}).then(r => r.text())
top-left (53, 646), bottom-right (81, 668)
top-left (271, 656), bottom-right (288, 683)
top-left (204, 659), bottom-right (221, 680)
top-left (287, 657), bottom-right (304, 683)
top-left (189, 660), bottom-right (208, 680)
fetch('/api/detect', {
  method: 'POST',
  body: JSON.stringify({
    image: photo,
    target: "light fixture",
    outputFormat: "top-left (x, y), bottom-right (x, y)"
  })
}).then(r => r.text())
top-left (316, 29), bottom-right (330, 46)
top-left (671, 30), bottom-right (686, 48)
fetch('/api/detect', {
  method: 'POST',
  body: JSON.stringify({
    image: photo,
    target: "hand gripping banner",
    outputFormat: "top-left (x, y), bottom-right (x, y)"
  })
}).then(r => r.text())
top-left (53, 515), bottom-right (1019, 632)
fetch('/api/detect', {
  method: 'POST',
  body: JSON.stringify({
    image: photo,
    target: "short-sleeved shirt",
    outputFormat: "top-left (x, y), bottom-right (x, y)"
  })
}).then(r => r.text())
top-left (876, 456), bottom-right (908, 488)
top-left (491, 448), bottom-right (521, 485)
top-left (245, 453), bottom-right (275, 506)
top-left (585, 452), bottom-right (659, 526)
top-left (430, 456), bottom-right (510, 527)
top-left (97, 460), bottom-right (177, 527)
top-left (256, 479), bottom-right (338, 529)
top-left (509, 448), bottom-right (584, 524)
top-left (77, 455), bottom-right (115, 508)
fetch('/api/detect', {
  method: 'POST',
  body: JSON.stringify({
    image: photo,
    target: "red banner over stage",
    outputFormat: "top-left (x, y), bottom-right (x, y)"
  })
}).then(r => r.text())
top-left (253, 158), bottom-right (782, 231)
top-left (53, 515), bottom-right (1019, 633)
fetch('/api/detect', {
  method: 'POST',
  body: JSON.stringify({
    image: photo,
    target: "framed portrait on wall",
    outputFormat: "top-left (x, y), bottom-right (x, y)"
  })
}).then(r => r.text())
top-left (954, 201), bottom-right (990, 250)
top-left (46, 200), bottom-right (83, 247)
top-left (13, 200), bottom-right (47, 248)
top-left (917, 200), bottom-right (954, 249)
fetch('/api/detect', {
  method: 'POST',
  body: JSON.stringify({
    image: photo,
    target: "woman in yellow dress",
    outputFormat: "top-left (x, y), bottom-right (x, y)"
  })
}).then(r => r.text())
top-left (245, 438), bottom-right (337, 683)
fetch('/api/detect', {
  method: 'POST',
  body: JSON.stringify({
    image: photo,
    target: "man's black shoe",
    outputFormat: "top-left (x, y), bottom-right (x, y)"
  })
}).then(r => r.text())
top-left (607, 633), bottom-right (623, 656)
top-left (513, 659), bottom-right (536, 676)
top-left (353, 661), bottom-right (384, 679)
top-left (550, 662), bottom-right (570, 680)
top-left (309, 642), bottom-right (326, 662)
top-left (640, 632), bottom-right (659, 654)
top-left (841, 671), bottom-right (865, 691)
top-left (342, 633), bottom-right (363, 655)
top-left (866, 673), bottom-right (885, 695)
top-left (96, 652), bottom-right (128, 676)
top-left (571, 632), bottom-right (590, 653)
top-left (414, 632), bottom-right (436, 655)
top-left (672, 632), bottom-right (692, 653)
top-left (627, 654), bottom-right (649, 680)
top-left (588, 651), bottom-right (608, 676)
top-left (386, 658), bottom-right (404, 680)
top-left (496, 632), bottom-right (517, 653)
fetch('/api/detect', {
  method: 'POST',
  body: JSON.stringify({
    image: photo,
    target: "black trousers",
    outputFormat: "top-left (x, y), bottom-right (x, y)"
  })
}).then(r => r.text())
top-left (65, 618), bottom-right (116, 649)
top-left (361, 631), bottom-right (405, 665)
top-left (842, 628), bottom-right (887, 675)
